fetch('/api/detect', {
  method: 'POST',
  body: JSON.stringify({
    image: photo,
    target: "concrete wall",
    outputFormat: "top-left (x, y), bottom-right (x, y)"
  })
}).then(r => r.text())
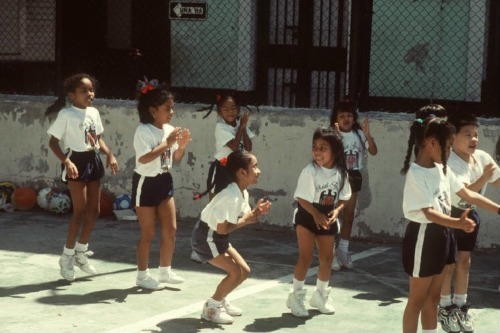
top-left (1, 95), bottom-right (499, 248)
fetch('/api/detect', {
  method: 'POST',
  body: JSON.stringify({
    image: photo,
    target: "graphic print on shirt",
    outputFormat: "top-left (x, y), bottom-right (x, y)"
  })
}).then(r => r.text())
top-left (319, 189), bottom-right (337, 206)
top-left (343, 136), bottom-right (362, 170)
top-left (161, 148), bottom-right (171, 171)
top-left (84, 121), bottom-right (98, 150)
top-left (436, 190), bottom-right (450, 215)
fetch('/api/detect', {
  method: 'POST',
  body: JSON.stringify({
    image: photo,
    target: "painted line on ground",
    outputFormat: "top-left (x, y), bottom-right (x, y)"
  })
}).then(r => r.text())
top-left (104, 246), bottom-right (392, 333)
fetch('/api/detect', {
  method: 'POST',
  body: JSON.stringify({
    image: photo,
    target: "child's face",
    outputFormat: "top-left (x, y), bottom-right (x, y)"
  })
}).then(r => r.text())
top-left (240, 155), bottom-right (261, 186)
top-left (218, 98), bottom-right (239, 126)
top-left (68, 78), bottom-right (95, 108)
top-left (312, 138), bottom-right (334, 169)
top-left (336, 111), bottom-right (354, 132)
top-left (453, 125), bottom-right (478, 156)
top-left (151, 98), bottom-right (174, 127)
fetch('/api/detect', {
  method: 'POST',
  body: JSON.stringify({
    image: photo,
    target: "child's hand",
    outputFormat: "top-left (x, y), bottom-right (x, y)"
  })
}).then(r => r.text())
top-left (327, 210), bottom-right (338, 225)
top-left (459, 208), bottom-right (476, 233)
top-left (361, 118), bottom-right (371, 136)
top-left (106, 154), bottom-right (119, 175)
top-left (177, 128), bottom-right (191, 148)
top-left (252, 198), bottom-right (272, 221)
top-left (334, 122), bottom-right (340, 132)
top-left (482, 163), bottom-right (496, 182)
top-left (64, 160), bottom-right (79, 179)
top-left (240, 111), bottom-right (250, 128)
top-left (313, 212), bottom-right (330, 230)
top-left (166, 127), bottom-right (182, 148)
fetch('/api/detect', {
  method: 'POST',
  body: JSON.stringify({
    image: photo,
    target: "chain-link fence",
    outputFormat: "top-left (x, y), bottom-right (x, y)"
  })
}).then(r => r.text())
top-left (0, 0), bottom-right (498, 115)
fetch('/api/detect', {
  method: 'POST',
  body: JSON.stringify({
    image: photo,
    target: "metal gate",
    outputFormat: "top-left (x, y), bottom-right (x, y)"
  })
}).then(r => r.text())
top-left (257, 0), bottom-right (349, 109)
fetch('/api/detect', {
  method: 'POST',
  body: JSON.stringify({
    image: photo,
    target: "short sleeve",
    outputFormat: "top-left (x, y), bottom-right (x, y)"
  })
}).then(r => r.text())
top-left (293, 166), bottom-right (315, 202)
top-left (339, 173), bottom-right (352, 201)
top-left (47, 111), bottom-right (67, 140)
top-left (448, 168), bottom-right (465, 194)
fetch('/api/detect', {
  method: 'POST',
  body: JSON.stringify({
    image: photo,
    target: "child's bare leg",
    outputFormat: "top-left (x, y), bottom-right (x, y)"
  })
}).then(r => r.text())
top-left (454, 251), bottom-right (471, 295)
top-left (403, 276), bottom-right (432, 333)
top-left (78, 180), bottom-right (100, 244)
top-left (421, 272), bottom-right (446, 330)
top-left (340, 192), bottom-right (357, 241)
top-left (66, 181), bottom-right (88, 248)
top-left (135, 206), bottom-right (157, 271)
top-left (293, 226), bottom-right (315, 280)
top-left (208, 248), bottom-right (250, 301)
top-left (316, 235), bottom-right (335, 281)
top-left (158, 197), bottom-right (177, 267)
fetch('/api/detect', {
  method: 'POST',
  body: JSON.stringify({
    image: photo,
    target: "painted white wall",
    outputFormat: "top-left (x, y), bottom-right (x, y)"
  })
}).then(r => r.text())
top-left (1, 95), bottom-right (499, 248)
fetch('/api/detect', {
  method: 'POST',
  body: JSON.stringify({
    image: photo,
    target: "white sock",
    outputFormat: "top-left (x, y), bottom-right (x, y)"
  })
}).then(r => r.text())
top-left (137, 269), bottom-right (149, 279)
top-left (159, 266), bottom-right (172, 273)
top-left (293, 277), bottom-right (305, 292)
top-left (440, 294), bottom-right (452, 307)
top-left (208, 298), bottom-right (221, 306)
top-left (75, 242), bottom-right (88, 252)
top-left (421, 329), bottom-right (437, 333)
top-left (453, 294), bottom-right (467, 307)
top-left (339, 238), bottom-right (349, 253)
top-left (316, 279), bottom-right (329, 293)
top-left (63, 246), bottom-right (75, 255)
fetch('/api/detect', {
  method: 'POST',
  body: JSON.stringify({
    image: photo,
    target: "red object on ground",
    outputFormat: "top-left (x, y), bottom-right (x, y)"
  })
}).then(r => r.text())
top-left (12, 187), bottom-right (37, 211)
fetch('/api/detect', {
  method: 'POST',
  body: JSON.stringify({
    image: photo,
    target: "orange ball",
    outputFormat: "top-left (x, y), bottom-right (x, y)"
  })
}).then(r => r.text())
top-left (100, 191), bottom-right (115, 217)
top-left (12, 187), bottom-right (37, 211)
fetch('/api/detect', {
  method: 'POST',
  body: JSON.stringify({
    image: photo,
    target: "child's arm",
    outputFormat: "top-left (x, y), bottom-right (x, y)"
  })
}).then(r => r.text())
top-left (216, 198), bottom-right (271, 234)
top-left (362, 118), bottom-right (377, 156)
top-left (138, 127), bottom-right (181, 164)
top-left (173, 129), bottom-right (191, 162)
top-left (297, 198), bottom-right (332, 230)
top-left (422, 207), bottom-right (476, 232)
top-left (328, 200), bottom-right (346, 225)
top-left (49, 135), bottom-right (79, 179)
top-left (225, 111), bottom-right (252, 152)
top-left (97, 136), bottom-right (119, 175)
top-left (456, 187), bottom-right (500, 214)
top-left (467, 163), bottom-right (500, 191)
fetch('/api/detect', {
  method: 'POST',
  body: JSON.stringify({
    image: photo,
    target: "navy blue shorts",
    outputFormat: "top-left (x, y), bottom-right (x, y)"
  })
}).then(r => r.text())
top-left (451, 207), bottom-right (480, 252)
top-left (191, 220), bottom-right (231, 263)
top-left (131, 172), bottom-right (174, 207)
top-left (61, 150), bottom-right (104, 184)
top-left (402, 221), bottom-right (456, 277)
top-left (293, 203), bottom-right (339, 236)
top-left (347, 170), bottom-right (362, 192)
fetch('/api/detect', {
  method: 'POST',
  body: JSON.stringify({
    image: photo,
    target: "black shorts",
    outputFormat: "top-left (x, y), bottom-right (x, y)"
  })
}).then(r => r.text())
top-left (131, 172), bottom-right (174, 207)
top-left (451, 207), bottom-right (480, 252)
top-left (61, 150), bottom-right (104, 184)
top-left (207, 159), bottom-right (231, 195)
top-left (191, 220), bottom-right (231, 263)
top-left (402, 221), bottom-right (456, 277)
top-left (293, 203), bottom-right (339, 236)
top-left (347, 170), bottom-right (362, 192)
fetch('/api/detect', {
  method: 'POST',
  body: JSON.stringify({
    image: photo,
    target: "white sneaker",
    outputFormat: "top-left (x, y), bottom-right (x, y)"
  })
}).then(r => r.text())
top-left (190, 250), bottom-right (202, 263)
top-left (286, 289), bottom-right (309, 317)
top-left (309, 288), bottom-right (335, 314)
top-left (222, 298), bottom-right (242, 316)
top-left (59, 253), bottom-right (75, 281)
top-left (158, 268), bottom-right (185, 284)
top-left (332, 255), bottom-right (341, 271)
top-left (336, 248), bottom-right (354, 269)
top-left (74, 250), bottom-right (97, 275)
top-left (201, 300), bottom-right (234, 324)
top-left (136, 275), bottom-right (163, 290)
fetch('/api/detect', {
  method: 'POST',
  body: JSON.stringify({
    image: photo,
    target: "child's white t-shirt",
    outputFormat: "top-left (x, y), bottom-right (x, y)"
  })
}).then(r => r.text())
top-left (448, 149), bottom-right (500, 210)
top-left (213, 118), bottom-right (255, 159)
top-left (294, 163), bottom-right (352, 205)
top-left (339, 130), bottom-right (368, 170)
top-left (403, 163), bottom-right (464, 223)
top-left (47, 105), bottom-right (104, 152)
top-left (133, 123), bottom-right (178, 177)
top-left (201, 182), bottom-right (251, 231)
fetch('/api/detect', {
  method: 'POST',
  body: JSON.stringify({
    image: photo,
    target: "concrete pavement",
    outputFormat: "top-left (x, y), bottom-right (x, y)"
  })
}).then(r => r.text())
top-left (0, 210), bottom-right (499, 333)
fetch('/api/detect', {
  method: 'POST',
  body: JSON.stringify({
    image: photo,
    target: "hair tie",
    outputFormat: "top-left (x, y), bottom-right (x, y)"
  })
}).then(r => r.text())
top-left (415, 118), bottom-right (423, 124)
top-left (136, 76), bottom-right (160, 95)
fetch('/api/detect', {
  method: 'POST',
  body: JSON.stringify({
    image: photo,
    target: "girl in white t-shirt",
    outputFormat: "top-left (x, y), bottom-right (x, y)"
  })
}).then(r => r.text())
top-left (191, 150), bottom-right (271, 325)
top-left (195, 93), bottom-right (255, 200)
top-left (400, 115), bottom-right (500, 333)
top-left (287, 128), bottom-right (351, 317)
top-left (329, 98), bottom-right (377, 271)
top-left (132, 82), bottom-right (191, 290)
top-left (46, 73), bottom-right (119, 281)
